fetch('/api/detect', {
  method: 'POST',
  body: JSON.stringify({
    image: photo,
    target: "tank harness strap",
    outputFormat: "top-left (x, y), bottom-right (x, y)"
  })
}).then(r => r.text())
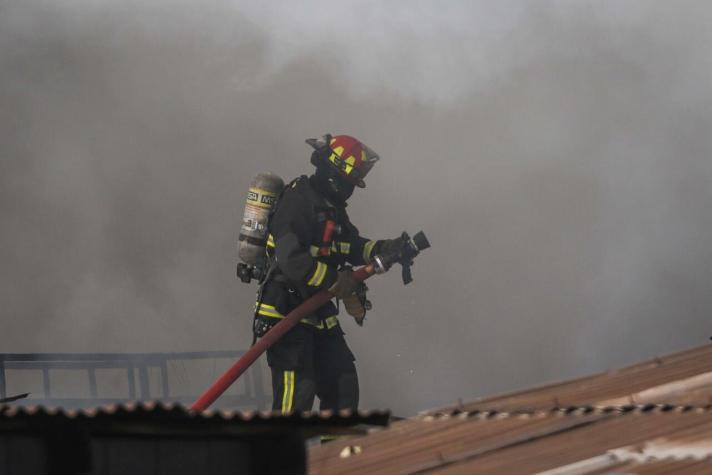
top-left (251, 257), bottom-right (278, 346)
top-left (320, 220), bottom-right (337, 256)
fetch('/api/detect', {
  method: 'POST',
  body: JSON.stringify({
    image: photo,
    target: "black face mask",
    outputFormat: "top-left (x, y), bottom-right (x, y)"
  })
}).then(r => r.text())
top-left (312, 165), bottom-right (355, 205)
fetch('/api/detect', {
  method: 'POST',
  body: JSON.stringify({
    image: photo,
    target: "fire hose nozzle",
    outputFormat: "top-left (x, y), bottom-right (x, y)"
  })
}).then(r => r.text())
top-left (373, 254), bottom-right (389, 274)
top-left (371, 231), bottom-right (431, 284)
top-left (411, 231), bottom-right (431, 252)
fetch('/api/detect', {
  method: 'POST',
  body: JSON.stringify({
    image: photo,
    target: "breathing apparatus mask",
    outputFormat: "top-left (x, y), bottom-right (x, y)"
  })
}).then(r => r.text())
top-left (311, 152), bottom-right (355, 204)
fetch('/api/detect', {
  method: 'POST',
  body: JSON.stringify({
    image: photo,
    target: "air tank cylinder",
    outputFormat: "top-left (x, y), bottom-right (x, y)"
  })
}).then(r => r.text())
top-left (238, 173), bottom-right (284, 266)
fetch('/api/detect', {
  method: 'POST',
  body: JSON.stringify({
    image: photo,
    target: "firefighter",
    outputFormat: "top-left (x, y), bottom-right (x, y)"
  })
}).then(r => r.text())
top-left (253, 134), bottom-right (403, 413)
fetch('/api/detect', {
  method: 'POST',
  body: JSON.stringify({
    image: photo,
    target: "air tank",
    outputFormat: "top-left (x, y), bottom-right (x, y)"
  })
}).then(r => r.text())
top-left (238, 173), bottom-right (284, 266)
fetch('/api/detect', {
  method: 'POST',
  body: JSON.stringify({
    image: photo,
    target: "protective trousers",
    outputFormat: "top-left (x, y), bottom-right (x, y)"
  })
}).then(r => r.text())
top-left (267, 324), bottom-right (359, 413)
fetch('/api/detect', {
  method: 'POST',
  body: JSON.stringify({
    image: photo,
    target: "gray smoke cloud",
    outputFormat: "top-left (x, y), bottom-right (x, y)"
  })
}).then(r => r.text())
top-left (2, 0), bottom-right (712, 414)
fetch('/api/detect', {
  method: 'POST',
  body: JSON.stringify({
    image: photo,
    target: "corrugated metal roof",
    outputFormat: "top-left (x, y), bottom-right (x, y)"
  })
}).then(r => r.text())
top-left (1, 401), bottom-right (387, 421)
top-left (0, 402), bottom-right (390, 436)
top-left (309, 344), bottom-right (712, 474)
top-left (434, 344), bottom-right (712, 413)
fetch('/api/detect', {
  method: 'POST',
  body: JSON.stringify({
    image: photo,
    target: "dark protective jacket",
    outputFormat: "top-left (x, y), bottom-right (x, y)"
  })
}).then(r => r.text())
top-left (255, 175), bottom-right (383, 332)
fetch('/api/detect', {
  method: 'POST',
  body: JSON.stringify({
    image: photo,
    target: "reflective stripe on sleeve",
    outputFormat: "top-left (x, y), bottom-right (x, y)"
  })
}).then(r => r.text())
top-left (363, 240), bottom-right (377, 263)
top-left (307, 261), bottom-right (328, 287)
top-left (257, 303), bottom-right (283, 319)
top-left (266, 234), bottom-right (276, 248)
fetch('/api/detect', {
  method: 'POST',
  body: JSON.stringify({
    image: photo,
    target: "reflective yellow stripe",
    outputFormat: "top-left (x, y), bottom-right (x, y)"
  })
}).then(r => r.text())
top-left (267, 234), bottom-right (276, 248)
top-left (282, 371), bottom-right (288, 413)
top-left (306, 263), bottom-right (320, 286)
top-left (339, 242), bottom-right (351, 254)
top-left (307, 261), bottom-right (327, 287)
top-left (344, 155), bottom-right (356, 175)
top-left (363, 240), bottom-right (377, 263)
top-left (310, 245), bottom-right (320, 256)
top-left (281, 370), bottom-right (294, 414)
top-left (328, 145), bottom-right (358, 176)
top-left (257, 303), bottom-right (283, 319)
top-left (288, 371), bottom-right (295, 412)
top-left (257, 303), bottom-right (338, 330)
top-left (314, 262), bottom-right (328, 285)
top-left (314, 315), bottom-right (339, 330)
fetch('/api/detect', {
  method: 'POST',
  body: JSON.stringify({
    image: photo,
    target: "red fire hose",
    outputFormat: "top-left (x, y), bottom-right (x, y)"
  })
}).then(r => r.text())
top-left (191, 264), bottom-right (375, 411)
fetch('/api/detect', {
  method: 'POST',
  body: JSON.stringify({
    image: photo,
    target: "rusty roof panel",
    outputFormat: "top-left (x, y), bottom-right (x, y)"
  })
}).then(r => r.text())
top-left (311, 411), bottom-right (712, 475)
top-left (440, 412), bottom-right (712, 474)
top-left (431, 344), bottom-right (712, 413)
top-left (311, 413), bottom-right (576, 474)
top-left (309, 344), bottom-right (712, 474)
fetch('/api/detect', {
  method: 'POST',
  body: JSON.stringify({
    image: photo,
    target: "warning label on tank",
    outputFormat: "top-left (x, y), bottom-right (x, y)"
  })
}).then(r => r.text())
top-left (242, 215), bottom-right (265, 232)
top-left (247, 188), bottom-right (277, 209)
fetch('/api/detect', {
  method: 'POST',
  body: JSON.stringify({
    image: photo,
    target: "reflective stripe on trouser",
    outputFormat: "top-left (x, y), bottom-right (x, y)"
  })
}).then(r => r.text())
top-left (281, 370), bottom-right (295, 414)
top-left (271, 367), bottom-right (316, 413)
top-left (256, 303), bottom-right (339, 330)
top-left (270, 367), bottom-right (358, 413)
top-left (267, 325), bottom-right (359, 412)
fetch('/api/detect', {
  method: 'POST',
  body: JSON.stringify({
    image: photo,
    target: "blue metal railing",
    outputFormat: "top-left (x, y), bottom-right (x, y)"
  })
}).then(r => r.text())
top-left (0, 351), bottom-right (267, 410)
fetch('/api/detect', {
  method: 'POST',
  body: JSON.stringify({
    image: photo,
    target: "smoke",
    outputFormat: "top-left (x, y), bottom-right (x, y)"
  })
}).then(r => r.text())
top-left (2, 0), bottom-right (712, 414)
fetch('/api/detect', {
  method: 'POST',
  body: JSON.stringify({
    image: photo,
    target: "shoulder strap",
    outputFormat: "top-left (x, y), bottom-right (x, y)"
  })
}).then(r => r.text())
top-left (266, 175), bottom-right (304, 226)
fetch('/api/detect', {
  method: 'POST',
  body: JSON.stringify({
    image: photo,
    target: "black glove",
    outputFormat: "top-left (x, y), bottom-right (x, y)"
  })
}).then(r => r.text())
top-left (343, 294), bottom-right (366, 324)
top-left (378, 236), bottom-right (406, 257)
top-left (328, 268), bottom-right (360, 299)
top-left (343, 283), bottom-right (372, 326)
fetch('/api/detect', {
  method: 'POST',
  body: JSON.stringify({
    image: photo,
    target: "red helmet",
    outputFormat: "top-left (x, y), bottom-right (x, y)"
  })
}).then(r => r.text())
top-left (306, 134), bottom-right (379, 188)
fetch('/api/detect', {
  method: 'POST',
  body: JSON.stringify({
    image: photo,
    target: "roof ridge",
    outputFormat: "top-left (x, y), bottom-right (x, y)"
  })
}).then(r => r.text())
top-left (421, 403), bottom-right (712, 421)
